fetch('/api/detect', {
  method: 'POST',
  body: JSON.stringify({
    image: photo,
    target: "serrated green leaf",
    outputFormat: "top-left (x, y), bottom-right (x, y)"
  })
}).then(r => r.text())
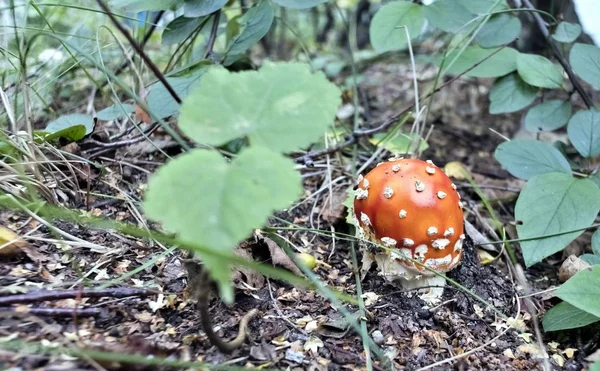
top-left (476, 14), bottom-right (521, 48)
top-left (524, 100), bottom-right (572, 132)
top-left (179, 62), bottom-right (341, 153)
top-left (593, 229), bottom-right (600, 255)
top-left (146, 63), bottom-right (211, 121)
top-left (370, 133), bottom-right (428, 155)
top-left (144, 147), bottom-right (302, 302)
top-left (223, 0), bottom-right (274, 66)
top-left (457, 0), bottom-right (507, 14)
top-left (443, 46), bottom-right (518, 78)
top-left (542, 301), bottom-right (600, 332)
top-left (556, 265), bottom-right (600, 317)
top-left (272, 0), bottom-right (330, 9)
top-left (183, 0), bottom-right (227, 17)
top-left (489, 73), bottom-right (537, 114)
top-left (424, 0), bottom-right (474, 33)
top-left (162, 15), bottom-right (206, 45)
top-left (45, 114), bottom-right (94, 136)
top-left (580, 254), bottom-right (600, 265)
top-left (516, 173), bottom-right (600, 267)
top-left (552, 22), bottom-right (582, 43)
top-left (569, 43), bottom-right (600, 90)
top-left (97, 104), bottom-right (135, 121)
top-left (369, 1), bottom-right (425, 53)
top-left (109, 0), bottom-right (181, 11)
top-left (567, 110), bottom-right (600, 158)
top-left (517, 53), bottom-right (563, 89)
top-left (494, 139), bottom-right (571, 180)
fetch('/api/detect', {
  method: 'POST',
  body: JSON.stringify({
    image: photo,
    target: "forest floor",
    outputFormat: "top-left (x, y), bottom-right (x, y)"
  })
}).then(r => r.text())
top-left (0, 60), bottom-right (596, 371)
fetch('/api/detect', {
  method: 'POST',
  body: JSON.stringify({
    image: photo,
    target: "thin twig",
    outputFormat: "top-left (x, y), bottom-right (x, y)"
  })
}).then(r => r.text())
top-left (0, 306), bottom-right (101, 318)
top-left (0, 287), bottom-right (158, 306)
top-left (95, 1), bottom-right (182, 104)
top-left (520, 0), bottom-right (593, 109)
top-left (203, 10), bottom-right (221, 59)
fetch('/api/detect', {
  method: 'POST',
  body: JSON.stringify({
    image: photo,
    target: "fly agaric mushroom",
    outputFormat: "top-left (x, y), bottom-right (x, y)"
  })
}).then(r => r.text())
top-left (353, 157), bottom-right (465, 303)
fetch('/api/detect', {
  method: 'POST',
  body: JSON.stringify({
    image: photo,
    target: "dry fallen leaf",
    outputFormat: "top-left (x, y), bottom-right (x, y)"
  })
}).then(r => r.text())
top-left (0, 225), bottom-right (27, 257)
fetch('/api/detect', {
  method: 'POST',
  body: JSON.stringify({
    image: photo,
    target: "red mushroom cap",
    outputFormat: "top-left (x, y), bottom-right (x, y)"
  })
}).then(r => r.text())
top-left (354, 158), bottom-right (464, 274)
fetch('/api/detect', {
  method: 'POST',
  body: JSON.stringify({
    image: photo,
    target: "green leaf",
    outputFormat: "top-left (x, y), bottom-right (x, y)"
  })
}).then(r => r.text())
top-left (489, 73), bottom-right (537, 114)
top-left (494, 139), bottom-right (571, 180)
top-left (443, 46), bottom-right (518, 78)
top-left (592, 361), bottom-right (600, 371)
top-left (542, 301), bottom-right (600, 332)
top-left (580, 254), bottom-right (600, 265)
top-left (569, 43), bottom-right (600, 90)
top-left (179, 62), bottom-right (341, 153)
top-left (457, 0), bottom-right (508, 14)
top-left (146, 63), bottom-right (211, 121)
top-left (45, 114), bottom-right (94, 136)
top-left (109, 0), bottom-right (181, 11)
top-left (271, 0), bottom-right (330, 9)
top-left (97, 104), bottom-right (135, 121)
top-left (369, 1), bottom-right (426, 53)
top-left (515, 173), bottom-right (600, 267)
top-left (556, 265), bottom-right (600, 317)
top-left (552, 22), bottom-right (582, 43)
top-left (222, 0), bottom-right (274, 66)
top-left (524, 100), bottom-right (572, 132)
top-left (162, 15), bottom-right (206, 45)
top-left (370, 133), bottom-right (429, 155)
top-left (424, 0), bottom-right (474, 33)
top-left (476, 14), bottom-right (521, 48)
top-left (35, 126), bottom-right (87, 143)
top-left (183, 0), bottom-right (227, 17)
top-left (144, 147), bottom-right (302, 302)
top-left (568, 110), bottom-right (600, 158)
top-left (593, 228), bottom-right (600, 255)
top-left (516, 53), bottom-right (563, 89)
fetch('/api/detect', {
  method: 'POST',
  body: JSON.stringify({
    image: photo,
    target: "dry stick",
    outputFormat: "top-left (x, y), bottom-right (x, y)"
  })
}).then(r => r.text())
top-left (195, 269), bottom-right (258, 353)
top-left (203, 10), bottom-right (221, 60)
top-left (521, 0), bottom-right (593, 109)
top-left (95, 0), bottom-right (182, 105)
top-left (295, 46), bottom-right (507, 165)
top-left (0, 287), bottom-right (157, 306)
top-left (0, 306), bottom-right (101, 318)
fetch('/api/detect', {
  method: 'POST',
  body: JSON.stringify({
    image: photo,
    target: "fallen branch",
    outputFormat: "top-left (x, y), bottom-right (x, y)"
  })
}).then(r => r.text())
top-left (0, 306), bottom-right (101, 318)
top-left (0, 287), bottom-right (157, 306)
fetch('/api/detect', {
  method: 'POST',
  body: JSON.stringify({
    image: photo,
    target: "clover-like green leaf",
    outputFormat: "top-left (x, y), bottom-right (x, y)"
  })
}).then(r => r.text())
top-left (552, 22), bottom-right (582, 43)
top-left (369, 1), bottom-right (425, 53)
top-left (494, 139), bottom-right (571, 180)
top-left (476, 14), bottom-right (521, 48)
top-left (489, 73), bottom-right (537, 114)
top-left (524, 100), bottom-right (572, 132)
top-left (570, 43), bottom-right (600, 90)
top-left (517, 53), bottom-right (563, 89)
top-left (179, 62), bottom-right (341, 153)
top-left (567, 109), bottom-right (600, 158)
top-left (556, 265), bottom-right (600, 318)
top-left (424, 0), bottom-right (474, 34)
top-left (144, 147), bottom-right (302, 302)
top-left (542, 301), bottom-right (600, 332)
top-left (443, 46), bottom-right (518, 78)
top-left (516, 173), bottom-right (600, 267)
